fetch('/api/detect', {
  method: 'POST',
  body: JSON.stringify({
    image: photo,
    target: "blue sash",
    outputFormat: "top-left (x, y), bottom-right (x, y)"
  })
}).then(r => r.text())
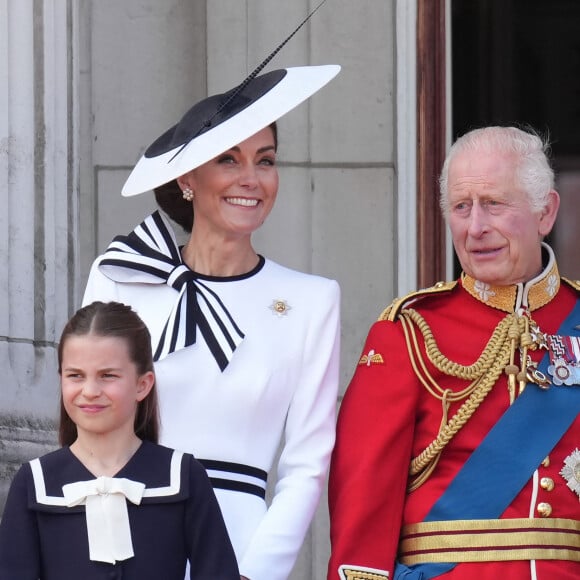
top-left (395, 299), bottom-right (580, 580)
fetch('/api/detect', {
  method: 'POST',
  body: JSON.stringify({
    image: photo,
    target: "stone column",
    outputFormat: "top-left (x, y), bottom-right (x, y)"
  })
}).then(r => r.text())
top-left (0, 0), bottom-right (77, 510)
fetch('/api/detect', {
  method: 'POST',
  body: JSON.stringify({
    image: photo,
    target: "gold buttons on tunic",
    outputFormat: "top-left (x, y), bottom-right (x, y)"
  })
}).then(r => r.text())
top-left (540, 477), bottom-right (555, 491)
top-left (541, 456), bottom-right (550, 468)
top-left (537, 502), bottom-right (552, 517)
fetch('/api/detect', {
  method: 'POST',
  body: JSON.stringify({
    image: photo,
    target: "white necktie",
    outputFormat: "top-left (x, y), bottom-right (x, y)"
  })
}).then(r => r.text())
top-left (62, 476), bottom-right (146, 564)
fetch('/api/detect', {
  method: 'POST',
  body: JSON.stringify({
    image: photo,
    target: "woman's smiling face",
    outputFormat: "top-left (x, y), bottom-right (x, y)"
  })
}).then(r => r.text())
top-left (178, 126), bottom-right (279, 240)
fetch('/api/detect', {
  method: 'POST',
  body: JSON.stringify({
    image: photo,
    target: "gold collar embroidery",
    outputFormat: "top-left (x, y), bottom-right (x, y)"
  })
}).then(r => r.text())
top-left (461, 243), bottom-right (560, 313)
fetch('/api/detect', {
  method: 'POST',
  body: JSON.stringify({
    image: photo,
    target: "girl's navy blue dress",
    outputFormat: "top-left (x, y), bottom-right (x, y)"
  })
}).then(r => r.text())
top-left (0, 440), bottom-right (239, 579)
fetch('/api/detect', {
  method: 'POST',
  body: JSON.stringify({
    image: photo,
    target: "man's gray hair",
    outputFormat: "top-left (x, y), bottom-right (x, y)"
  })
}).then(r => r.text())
top-left (439, 126), bottom-right (554, 215)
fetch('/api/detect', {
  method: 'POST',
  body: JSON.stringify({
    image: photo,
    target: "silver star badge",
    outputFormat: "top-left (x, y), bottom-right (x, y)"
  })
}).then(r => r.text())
top-left (560, 448), bottom-right (580, 499)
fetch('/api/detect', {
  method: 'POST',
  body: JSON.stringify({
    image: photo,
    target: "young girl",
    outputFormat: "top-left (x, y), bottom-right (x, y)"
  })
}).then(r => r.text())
top-left (0, 301), bottom-right (239, 579)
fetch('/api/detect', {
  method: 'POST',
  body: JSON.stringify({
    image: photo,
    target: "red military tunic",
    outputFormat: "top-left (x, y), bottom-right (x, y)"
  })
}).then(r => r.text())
top-left (328, 246), bottom-right (580, 580)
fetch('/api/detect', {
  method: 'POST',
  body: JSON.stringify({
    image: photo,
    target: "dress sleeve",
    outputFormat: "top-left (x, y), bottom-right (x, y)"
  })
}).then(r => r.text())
top-left (327, 320), bottom-right (419, 580)
top-left (0, 463), bottom-right (41, 579)
top-left (82, 257), bottom-right (121, 306)
top-left (239, 280), bottom-right (341, 580)
top-left (184, 455), bottom-right (240, 580)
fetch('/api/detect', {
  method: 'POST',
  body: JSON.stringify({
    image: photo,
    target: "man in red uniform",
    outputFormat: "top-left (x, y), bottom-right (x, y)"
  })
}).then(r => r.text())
top-left (328, 126), bottom-right (580, 580)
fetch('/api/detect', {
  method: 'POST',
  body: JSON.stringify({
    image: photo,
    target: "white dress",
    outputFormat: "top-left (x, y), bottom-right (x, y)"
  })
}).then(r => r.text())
top-left (83, 211), bottom-right (341, 580)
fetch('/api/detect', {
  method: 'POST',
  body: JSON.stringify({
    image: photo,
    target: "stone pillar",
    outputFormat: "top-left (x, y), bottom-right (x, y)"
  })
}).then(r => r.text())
top-left (0, 0), bottom-right (77, 509)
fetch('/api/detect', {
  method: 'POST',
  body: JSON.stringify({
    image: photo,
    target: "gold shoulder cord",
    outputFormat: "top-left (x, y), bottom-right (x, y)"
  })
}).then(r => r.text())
top-left (400, 307), bottom-right (531, 491)
top-left (563, 277), bottom-right (580, 292)
top-left (378, 281), bottom-right (457, 323)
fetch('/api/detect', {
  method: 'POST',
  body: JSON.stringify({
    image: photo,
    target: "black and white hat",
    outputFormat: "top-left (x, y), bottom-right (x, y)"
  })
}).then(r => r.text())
top-left (121, 64), bottom-right (340, 197)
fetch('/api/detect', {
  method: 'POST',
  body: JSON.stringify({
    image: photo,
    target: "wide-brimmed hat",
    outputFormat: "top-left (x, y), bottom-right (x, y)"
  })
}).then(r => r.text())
top-left (121, 64), bottom-right (340, 197)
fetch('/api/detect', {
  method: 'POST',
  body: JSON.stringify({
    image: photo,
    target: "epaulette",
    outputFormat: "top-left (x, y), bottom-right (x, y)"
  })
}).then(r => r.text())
top-left (378, 280), bottom-right (457, 322)
top-left (562, 277), bottom-right (580, 293)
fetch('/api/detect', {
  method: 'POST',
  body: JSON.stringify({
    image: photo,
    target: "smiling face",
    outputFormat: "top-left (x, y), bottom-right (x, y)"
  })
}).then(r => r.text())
top-left (61, 334), bottom-right (154, 441)
top-left (447, 149), bottom-right (559, 286)
top-left (177, 126), bottom-right (279, 240)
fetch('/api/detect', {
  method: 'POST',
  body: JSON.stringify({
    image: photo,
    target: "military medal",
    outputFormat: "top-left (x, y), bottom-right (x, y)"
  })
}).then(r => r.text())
top-left (560, 449), bottom-right (580, 499)
top-left (546, 335), bottom-right (580, 386)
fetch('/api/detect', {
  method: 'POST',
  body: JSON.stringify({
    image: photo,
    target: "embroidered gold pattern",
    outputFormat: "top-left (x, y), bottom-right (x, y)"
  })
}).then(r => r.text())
top-left (399, 517), bottom-right (580, 564)
top-left (358, 349), bottom-right (384, 366)
top-left (462, 252), bottom-right (560, 313)
top-left (339, 566), bottom-right (389, 580)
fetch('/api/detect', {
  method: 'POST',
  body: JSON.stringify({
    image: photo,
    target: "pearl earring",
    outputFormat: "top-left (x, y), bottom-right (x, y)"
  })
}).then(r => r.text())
top-left (182, 187), bottom-right (194, 202)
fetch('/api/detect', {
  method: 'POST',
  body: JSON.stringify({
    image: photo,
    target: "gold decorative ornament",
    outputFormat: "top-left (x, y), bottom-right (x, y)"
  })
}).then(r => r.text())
top-left (269, 299), bottom-right (291, 317)
top-left (378, 281), bottom-right (457, 323)
top-left (338, 565), bottom-right (389, 580)
top-left (399, 306), bottom-right (548, 491)
top-left (400, 517), bottom-right (580, 564)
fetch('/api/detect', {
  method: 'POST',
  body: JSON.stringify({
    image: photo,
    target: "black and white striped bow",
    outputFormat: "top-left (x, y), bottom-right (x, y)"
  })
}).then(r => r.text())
top-left (98, 211), bottom-right (244, 371)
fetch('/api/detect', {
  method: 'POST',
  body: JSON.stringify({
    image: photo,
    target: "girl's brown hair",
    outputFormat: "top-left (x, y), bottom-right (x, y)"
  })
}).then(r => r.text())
top-left (58, 301), bottom-right (159, 445)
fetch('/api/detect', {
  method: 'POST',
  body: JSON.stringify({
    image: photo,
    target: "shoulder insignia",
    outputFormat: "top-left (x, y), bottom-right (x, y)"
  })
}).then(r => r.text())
top-left (358, 349), bottom-right (384, 366)
top-left (339, 565), bottom-right (390, 580)
top-left (562, 277), bottom-right (580, 293)
top-left (377, 280), bottom-right (457, 322)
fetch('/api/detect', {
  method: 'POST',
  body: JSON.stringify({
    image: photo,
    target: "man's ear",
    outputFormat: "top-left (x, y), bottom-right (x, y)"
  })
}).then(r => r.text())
top-left (538, 189), bottom-right (560, 237)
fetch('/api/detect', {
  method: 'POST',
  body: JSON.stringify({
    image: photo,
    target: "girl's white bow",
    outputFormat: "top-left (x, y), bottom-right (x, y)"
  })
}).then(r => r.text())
top-left (63, 476), bottom-right (146, 564)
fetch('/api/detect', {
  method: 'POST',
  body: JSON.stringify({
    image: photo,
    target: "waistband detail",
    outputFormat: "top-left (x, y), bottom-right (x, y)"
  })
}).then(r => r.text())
top-left (198, 459), bottom-right (267, 499)
top-left (399, 518), bottom-right (580, 564)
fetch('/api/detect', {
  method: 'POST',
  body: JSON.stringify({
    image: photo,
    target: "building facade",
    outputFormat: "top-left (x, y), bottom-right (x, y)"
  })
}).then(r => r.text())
top-left (0, 1), bottom-right (417, 577)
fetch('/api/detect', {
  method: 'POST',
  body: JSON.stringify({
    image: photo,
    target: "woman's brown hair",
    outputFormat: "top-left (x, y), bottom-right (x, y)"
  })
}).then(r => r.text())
top-left (57, 301), bottom-right (160, 446)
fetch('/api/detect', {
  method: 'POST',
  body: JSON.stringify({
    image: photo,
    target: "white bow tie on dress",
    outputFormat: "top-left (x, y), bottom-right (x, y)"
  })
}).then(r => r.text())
top-left (62, 476), bottom-right (146, 564)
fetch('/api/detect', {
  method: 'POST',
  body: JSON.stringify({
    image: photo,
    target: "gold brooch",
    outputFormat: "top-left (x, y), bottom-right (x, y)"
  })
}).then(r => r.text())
top-left (269, 299), bottom-right (291, 317)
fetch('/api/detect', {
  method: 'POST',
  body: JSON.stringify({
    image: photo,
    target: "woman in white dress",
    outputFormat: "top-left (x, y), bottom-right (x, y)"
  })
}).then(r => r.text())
top-left (83, 62), bottom-right (341, 580)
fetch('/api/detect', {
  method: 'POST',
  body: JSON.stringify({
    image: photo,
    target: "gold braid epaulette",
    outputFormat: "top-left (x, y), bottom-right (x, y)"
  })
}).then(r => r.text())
top-left (563, 277), bottom-right (580, 293)
top-left (378, 280), bottom-right (457, 322)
